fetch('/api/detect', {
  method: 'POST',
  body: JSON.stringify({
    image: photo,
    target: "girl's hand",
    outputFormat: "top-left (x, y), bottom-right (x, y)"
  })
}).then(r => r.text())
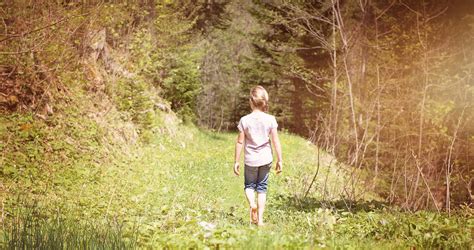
top-left (275, 161), bottom-right (283, 174)
top-left (233, 162), bottom-right (240, 176)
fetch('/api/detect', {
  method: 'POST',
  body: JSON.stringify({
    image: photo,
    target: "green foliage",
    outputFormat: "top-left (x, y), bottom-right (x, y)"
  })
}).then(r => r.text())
top-left (124, 5), bottom-right (205, 124)
top-left (107, 77), bottom-right (158, 139)
top-left (0, 94), bottom-right (105, 201)
top-left (162, 49), bottom-right (203, 123)
top-left (335, 210), bottom-right (472, 248)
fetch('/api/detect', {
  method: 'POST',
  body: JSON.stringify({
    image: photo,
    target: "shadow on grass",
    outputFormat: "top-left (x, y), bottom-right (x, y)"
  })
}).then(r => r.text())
top-left (272, 194), bottom-right (390, 213)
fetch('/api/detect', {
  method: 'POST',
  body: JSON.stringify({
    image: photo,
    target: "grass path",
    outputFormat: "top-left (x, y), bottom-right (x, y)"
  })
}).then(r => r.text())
top-left (56, 126), bottom-right (356, 248)
top-left (3, 126), bottom-right (472, 248)
top-left (97, 127), bottom-right (334, 247)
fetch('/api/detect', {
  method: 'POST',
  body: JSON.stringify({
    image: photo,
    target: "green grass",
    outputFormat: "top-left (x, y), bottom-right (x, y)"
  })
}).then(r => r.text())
top-left (2, 206), bottom-right (136, 249)
top-left (1, 124), bottom-right (472, 248)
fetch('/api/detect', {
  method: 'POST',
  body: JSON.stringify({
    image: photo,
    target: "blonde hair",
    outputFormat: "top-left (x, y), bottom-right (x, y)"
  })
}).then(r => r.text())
top-left (249, 85), bottom-right (269, 111)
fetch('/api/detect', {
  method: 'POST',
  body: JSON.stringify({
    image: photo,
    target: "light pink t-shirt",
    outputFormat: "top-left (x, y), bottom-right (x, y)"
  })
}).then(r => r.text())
top-left (237, 111), bottom-right (278, 167)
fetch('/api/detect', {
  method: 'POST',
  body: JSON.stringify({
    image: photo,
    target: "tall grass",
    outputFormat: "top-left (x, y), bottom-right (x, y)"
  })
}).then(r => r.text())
top-left (1, 204), bottom-right (137, 249)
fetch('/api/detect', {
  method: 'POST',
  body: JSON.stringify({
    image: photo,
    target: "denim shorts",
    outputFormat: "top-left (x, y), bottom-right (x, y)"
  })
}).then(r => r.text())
top-left (244, 162), bottom-right (271, 193)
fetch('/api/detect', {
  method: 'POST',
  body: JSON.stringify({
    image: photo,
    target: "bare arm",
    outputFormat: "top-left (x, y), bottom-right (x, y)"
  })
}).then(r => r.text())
top-left (233, 131), bottom-right (245, 176)
top-left (271, 128), bottom-right (283, 173)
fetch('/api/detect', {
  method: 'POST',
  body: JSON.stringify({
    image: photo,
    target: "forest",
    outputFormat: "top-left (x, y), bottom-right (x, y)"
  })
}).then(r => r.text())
top-left (0, 0), bottom-right (473, 248)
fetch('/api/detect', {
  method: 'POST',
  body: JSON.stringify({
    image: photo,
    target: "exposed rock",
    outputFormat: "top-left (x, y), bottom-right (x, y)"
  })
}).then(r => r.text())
top-left (88, 29), bottom-right (106, 62)
top-left (86, 29), bottom-right (134, 79)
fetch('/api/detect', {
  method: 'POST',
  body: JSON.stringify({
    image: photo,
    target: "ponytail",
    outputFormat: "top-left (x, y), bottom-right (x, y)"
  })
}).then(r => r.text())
top-left (249, 86), bottom-right (269, 111)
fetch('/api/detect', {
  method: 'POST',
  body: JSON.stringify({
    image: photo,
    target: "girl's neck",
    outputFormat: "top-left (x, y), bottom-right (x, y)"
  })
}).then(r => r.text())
top-left (252, 109), bottom-right (263, 113)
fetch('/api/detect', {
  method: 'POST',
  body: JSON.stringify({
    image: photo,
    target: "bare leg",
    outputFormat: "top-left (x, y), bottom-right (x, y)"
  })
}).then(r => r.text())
top-left (245, 188), bottom-right (257, 207)
top-left (257, 192), bottom-right (266, 226)
top-left (245, 188), bottom-right (258, 223)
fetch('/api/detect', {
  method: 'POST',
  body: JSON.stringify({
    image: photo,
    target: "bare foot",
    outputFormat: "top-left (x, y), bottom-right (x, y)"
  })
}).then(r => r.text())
top-left (250, 207), bottom-right (258, 224)
top-left (257, 222), bottom-right (265, 227)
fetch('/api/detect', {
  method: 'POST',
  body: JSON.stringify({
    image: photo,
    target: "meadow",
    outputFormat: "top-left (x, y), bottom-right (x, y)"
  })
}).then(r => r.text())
top-left (1, 124), bottom-right (471, 248)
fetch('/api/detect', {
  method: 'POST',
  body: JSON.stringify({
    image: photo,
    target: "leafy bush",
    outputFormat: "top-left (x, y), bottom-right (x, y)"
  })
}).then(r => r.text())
top-left (110, 79), bottom-right (155, 127)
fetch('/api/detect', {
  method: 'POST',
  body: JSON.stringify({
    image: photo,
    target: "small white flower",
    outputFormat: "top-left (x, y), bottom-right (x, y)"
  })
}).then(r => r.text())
top-left (198, 221), bottom-right (216, 231)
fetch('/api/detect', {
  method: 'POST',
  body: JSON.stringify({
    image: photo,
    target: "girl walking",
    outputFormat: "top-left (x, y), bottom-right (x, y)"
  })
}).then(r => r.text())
top-left (233, 85), bottom-right (283, 226)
